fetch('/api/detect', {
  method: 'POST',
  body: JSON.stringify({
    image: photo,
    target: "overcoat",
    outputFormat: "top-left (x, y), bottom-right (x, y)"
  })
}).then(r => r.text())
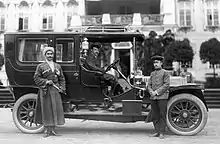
top-left (34, 62), bottom-right (66, 126)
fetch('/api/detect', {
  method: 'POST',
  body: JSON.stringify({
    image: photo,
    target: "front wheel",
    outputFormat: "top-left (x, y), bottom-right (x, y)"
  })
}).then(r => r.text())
top-left (12, 93), bottom-right (44, 134)
top-left (167, 94), bottom-right (208, 135)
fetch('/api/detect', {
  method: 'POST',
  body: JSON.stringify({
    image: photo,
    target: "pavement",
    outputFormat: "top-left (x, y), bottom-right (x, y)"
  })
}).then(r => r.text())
top-left (0, 108), bottom-right (220, 144)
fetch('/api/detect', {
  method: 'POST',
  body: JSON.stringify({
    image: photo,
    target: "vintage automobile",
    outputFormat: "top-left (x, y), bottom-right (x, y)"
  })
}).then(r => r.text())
top-left (4, 31), bottom-right (208, 136)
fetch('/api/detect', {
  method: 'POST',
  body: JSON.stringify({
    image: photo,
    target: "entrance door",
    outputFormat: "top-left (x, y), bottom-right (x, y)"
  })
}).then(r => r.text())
top-left (115, 49), bottom-right (130, 78)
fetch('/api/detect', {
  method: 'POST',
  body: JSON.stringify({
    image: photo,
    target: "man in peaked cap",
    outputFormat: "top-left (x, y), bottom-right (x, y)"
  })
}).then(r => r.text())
top-left (147, 55), bottom-right (170, 139)
top-left (34, 46), bottom-right (66, 137)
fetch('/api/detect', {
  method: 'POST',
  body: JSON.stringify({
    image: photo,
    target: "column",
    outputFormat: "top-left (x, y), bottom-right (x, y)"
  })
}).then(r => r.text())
top-left (55, 1), bottom-right (64, 32)
top-left (78, 0), bottom-right (85, 16)
top-left (7, 3), bottom-right (16, 32)
top-left (31, 1), bottom-right (40, 32)
top-left (161, 0), bottom-right (176, 29)
top-left (194, 0), bottom-right (205, 32)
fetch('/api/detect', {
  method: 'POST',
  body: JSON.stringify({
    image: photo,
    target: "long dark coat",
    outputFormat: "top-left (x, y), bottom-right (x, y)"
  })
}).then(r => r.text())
top-left (34, 62), bottom-right (66, 126)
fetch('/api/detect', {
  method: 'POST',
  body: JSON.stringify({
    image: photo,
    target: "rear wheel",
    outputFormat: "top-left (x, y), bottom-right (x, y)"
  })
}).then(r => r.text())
top-left (12, 93), bottom-right (44, 134)
top-left (167, 94), bottom-right (208, 135)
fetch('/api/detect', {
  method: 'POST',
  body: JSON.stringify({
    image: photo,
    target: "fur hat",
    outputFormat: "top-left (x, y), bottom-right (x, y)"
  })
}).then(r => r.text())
top-left (43, 47), bottom-right (54, 56)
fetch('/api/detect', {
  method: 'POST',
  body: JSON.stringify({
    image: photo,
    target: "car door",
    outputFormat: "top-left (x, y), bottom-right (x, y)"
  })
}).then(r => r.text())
top-left (53, 34), bottom-right (80, 100)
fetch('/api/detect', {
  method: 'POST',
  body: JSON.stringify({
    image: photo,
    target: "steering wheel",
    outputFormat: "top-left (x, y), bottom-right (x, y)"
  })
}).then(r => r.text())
top-left (105, 58), bottom-right (120, 72)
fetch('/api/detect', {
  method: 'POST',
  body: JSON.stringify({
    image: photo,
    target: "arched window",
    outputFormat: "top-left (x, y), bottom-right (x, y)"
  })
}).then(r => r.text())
top-left (41, 0), bottom-right (54, 30)
top-left (18, 1), bottom-right (29, 31)
top-left (66, 0), bottom-right (78, 28)
top-left (0, 1), bottom-right (5, 31)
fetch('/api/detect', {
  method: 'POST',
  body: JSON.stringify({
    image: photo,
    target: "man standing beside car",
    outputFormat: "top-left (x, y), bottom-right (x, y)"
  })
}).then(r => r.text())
top-left (34, 47), bottom-right (66, 137)
top-left (147, 55), bottom-right (170, 139)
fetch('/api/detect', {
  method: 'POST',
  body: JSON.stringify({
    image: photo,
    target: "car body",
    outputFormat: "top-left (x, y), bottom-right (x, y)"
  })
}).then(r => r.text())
top-left (4, 31), bottom-right (208, 135)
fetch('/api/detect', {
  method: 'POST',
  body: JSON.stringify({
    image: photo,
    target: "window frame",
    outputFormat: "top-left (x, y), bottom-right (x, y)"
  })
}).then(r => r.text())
top-left (55, 38), bottom-right (75, 63)
top-left (204, 0), bottom-right (220, 27)
top-left (41, 13), bottom-right (54, 30)
top-left (18, 12), bottom-right (29, 31)
top-left (16, 38), bottom-right (49, 63)
top-left (177, 0), bottom-right (194, 27)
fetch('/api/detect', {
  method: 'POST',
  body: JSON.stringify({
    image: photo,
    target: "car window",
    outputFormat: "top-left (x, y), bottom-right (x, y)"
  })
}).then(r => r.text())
top-left (18, 38), bottom-right (48, 62)
top-left (55, 38), bottom-right (74, 63)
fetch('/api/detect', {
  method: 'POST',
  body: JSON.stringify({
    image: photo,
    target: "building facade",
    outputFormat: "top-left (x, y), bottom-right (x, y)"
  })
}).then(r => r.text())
top-left (0, 0), bottom-right (220, 82)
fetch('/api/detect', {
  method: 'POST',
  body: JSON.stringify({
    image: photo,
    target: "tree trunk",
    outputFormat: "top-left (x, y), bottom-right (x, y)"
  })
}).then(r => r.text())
top-left (213, 64), bottom-right (216, 78)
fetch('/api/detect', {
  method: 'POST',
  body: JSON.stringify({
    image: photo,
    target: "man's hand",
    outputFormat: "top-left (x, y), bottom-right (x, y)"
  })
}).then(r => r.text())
top-left (46, 80), bottom-right (53, 85)
top-left (151, 91), bottom-right (157, 97)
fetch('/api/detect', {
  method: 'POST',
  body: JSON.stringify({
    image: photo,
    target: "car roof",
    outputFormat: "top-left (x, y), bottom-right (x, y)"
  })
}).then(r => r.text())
top-left (4, 31), bottom-right (145, 42)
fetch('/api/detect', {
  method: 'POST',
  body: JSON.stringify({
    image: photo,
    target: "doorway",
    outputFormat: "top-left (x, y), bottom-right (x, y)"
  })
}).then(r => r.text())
top-left (115, 49), bottom-right (130, 78)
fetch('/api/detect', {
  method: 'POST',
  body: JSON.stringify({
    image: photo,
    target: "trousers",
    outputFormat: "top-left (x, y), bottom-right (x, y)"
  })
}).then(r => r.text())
top-left (151, 99), bottom-right (168, 134)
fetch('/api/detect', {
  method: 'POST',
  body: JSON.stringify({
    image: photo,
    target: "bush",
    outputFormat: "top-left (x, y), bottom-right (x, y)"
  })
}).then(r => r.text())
top-left (204, 77), bottom-right (220, 88)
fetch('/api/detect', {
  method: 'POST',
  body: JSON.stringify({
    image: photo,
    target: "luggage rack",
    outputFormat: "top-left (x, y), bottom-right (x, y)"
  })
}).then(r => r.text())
top-left (85, 24), bottom-right (130, 32)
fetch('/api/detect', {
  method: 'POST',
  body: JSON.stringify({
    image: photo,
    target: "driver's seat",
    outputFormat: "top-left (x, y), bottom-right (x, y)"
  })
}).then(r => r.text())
top-left (80, 64), bottom-right (104, 87)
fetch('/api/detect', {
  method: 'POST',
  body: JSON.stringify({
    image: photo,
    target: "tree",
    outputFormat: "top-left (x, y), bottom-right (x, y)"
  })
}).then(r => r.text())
top-left (164, 38), bottom-right (194, 67)
top-left (200, 38), bottom-right (220, 78)
top-left (140, 31), bottom-right (163, 75)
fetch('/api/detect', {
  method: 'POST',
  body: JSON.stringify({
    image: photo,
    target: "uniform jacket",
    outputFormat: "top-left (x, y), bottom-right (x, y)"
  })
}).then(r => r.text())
top-left (84, 54), bottom-right (104, 73)
top-left (34, 62), bottom-right (66, 126)
top-left (147, 68), bottom-right (170, 100)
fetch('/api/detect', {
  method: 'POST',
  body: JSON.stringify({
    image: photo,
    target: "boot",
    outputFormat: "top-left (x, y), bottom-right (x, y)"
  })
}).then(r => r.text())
top-left (51, 126), bottom-right (61, 136)
top-left (159, 133), bottom-right (165, 139)
top-left (43, 127), bottom-right (51, 138)
top-left (150, 133), bottom-right (160, 137)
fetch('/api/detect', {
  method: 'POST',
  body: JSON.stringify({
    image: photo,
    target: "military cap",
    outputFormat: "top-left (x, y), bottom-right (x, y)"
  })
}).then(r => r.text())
top-left (151, 55), bottom-right (164, 61)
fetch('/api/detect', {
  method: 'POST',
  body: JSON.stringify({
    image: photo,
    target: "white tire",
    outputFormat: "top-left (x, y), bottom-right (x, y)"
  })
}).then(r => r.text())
top-left (167, 93), bottom-right (208, 135)
top-left (12, 93), bottom-right (44, 134)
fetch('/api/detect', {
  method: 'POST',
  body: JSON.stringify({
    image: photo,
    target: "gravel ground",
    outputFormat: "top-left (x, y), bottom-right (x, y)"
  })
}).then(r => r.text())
top-left (0, 108), bottom-right (219, 144)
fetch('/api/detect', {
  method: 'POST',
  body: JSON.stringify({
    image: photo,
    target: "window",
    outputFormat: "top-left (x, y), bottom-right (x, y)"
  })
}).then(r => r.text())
top-left (55, 39), bottom-right (74, 62)
top-left (178, 0), bottom-right (193, 27)
top-left (0, 14), bottom-right (5, 31)
top-left (205, 0), bottom-right (219, 26)
top-left (18, 38), bottom-right (48, 62)
top-left (42, 13), bottom-right (53, 30)
top-left (209, 63), bottom-right (220, 69)
top-left (18, 13), bottom-right (29, 30)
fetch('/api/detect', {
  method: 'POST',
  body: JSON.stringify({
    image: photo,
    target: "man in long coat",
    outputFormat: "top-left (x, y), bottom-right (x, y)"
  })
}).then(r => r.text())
top-left (147, 55), bottom-right (170, 139)
top-left (34, 47), bottom-right (66, 137)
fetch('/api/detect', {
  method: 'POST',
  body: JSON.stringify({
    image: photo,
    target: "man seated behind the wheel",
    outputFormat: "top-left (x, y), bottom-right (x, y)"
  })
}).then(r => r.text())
top-left (84, 42), bottom-right (122, 95)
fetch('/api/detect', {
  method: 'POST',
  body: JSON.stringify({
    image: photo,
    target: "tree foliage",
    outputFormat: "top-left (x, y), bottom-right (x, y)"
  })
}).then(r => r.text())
top-left (200, 38), bottom-right (220, 64)
top-left (164, 38), bottom-right (194, 64)
top-left (200, 38), bottom-right (220, 77)
top-left (136, 30), bottom-right (194, 75)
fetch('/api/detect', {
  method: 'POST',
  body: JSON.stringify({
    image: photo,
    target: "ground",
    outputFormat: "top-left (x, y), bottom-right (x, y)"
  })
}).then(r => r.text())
top-left (0, 108), bottom-right (219, 144)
